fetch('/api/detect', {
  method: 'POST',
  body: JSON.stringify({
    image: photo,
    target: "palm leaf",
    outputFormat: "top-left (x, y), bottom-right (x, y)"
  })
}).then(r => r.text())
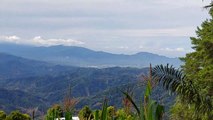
top-left (101, 99), bottom-right (108, 120)
top-left (152, 64), bottom-right (212, 116)
top-left (122, 91), bottom-right (141, 117)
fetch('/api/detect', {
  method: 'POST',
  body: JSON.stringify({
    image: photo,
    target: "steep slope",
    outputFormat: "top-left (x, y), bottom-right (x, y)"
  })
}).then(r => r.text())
top-left (1, 66), bottom-right (174, 114)
top-left (0, 88), bottom-right (48, 113)
top-left (0, 43), bottom-right (181, 67)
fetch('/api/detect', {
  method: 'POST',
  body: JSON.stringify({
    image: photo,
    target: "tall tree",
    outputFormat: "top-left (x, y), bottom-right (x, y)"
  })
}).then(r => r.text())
top-left (152, 7), bottom-right (213, 120)
top-left (180, 7), bottom-right (213, 97)
top-left (45, 104), bottom-right (63, 120)
top-left (176, 6), bottom-right (213, 119)
top-left (0, 110), bottom-right (6, 120)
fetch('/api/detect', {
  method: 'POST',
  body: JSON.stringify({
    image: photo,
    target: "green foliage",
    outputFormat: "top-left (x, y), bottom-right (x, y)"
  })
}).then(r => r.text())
top-left (5, 110), bottom-right (31, 120)
top-left (94, 110), bottom-right (100, 120)
top-left (122, 80), bottom-right (164, 120)
top-left (101, 99), bottom-right (108, 120)
top-left (93, 104), bottom-right (116, 120)
top-left (151, 6), bottom-right (213, 120)
top-left (181, 8), bottom-right (213, 98)
top-left (115, 109), bottom-right (129, 120)
top-left (93, 100), bottom-right (135, 120)
top-left (107, 106), bottom-right (115, 120)
top-left (78, 106), bottom-right (94, 120)
top-left (170, 98), bottom-right (209, 120)
top-left (0, 110), bottom-right (6, 120)
top-left (65, 111), bottom-right (72, 120)
top-left (152, 64), bottom-right (212, 119)
top-left (144, 81), bottom-right (164, 120)
top-left (45, 104), bottom-right (63, 120)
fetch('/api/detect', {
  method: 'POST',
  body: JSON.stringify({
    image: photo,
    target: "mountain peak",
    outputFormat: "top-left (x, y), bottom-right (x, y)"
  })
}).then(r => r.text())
top-left (0, 43), bottom-right (181, 67)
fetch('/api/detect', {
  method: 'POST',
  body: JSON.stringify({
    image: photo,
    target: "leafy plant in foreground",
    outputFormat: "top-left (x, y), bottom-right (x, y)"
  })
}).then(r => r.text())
top-left (152, 64), bottom-right (212, 119)
top-left (123, 65), bottom-right (164, 120)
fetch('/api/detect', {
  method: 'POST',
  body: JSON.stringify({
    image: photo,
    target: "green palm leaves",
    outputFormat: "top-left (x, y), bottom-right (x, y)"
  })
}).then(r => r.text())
top-left (122, 64), bottom-right (164, 120)
top-left (122, 80), bottom-right (164, 120)
top-left (152, 64), bottom-right (212, 117)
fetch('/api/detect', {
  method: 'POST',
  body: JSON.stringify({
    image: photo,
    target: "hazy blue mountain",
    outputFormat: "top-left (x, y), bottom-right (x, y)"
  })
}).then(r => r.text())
top-left (0, 53), bottom-right (174, 116)
top-left (0, 53), bottom-right (77, 80)
top-left (0, 43), bottom-right (181, 67)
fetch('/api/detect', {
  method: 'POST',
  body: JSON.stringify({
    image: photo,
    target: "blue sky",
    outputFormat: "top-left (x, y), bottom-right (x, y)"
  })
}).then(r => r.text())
top-left (0, 0), bottom-right (211, 57)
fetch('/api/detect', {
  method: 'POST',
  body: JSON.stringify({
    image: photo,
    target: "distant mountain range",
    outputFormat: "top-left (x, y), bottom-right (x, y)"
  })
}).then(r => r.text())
top-left (0, 52), bottom-right (174, 117)
top-left (0, 43), bottom-right (181, 67)
top-left (0, 53), bottom-right (144, 113)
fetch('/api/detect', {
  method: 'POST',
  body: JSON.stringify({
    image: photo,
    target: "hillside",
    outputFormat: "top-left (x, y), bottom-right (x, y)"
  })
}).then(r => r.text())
top-left (0, 53), bottom-right (77, 80)
top-left (0, 88), bottom-right (47, 113)
top-left (0, 43), bottom-right (181, 67)
top-left (0, 52), bottom-right (174, 116)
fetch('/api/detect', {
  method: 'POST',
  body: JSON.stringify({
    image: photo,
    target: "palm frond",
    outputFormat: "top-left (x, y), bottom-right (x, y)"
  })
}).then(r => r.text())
top-left (152, 64), bottom-right (184, 93)
top-left (152, 64), bottom-right (212, 116)
top-left (122, 91), bottom-right (140, 116)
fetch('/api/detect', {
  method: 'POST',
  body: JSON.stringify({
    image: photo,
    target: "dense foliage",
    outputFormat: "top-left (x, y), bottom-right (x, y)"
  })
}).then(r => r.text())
top-left (174, 7), bottom-right (213, 120)
top-left (44, 68), bottom-right (165, 120)
top-left (152, 64), bottom-right (212, 119)
top-left (0, 110), bottom-right (31, 120)
top-left (45, 104), bottom-right (63, 120)
top-left (151, 6), bottom-right (213, 120)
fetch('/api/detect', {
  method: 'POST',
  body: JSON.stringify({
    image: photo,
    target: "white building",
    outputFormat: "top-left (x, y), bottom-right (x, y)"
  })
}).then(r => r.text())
top-left (55, 117), bottom-right (79, 120)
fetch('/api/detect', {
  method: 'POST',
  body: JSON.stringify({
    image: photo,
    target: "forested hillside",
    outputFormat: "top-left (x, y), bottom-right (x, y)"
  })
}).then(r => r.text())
top-left (0, 54), bottom-right (174, 117)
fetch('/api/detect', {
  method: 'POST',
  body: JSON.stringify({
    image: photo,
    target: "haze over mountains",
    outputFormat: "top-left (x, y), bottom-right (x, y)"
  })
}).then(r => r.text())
top-left (0, 43), bottom-right (181, 67)
top-left (0, 52), bottom-right (145, 112)
top-left (0, 53), bottom-right (174, 114)
top-left (0, 43), bottom-right (176, 115)
top-left (0, 53), bottom-right (78, 80)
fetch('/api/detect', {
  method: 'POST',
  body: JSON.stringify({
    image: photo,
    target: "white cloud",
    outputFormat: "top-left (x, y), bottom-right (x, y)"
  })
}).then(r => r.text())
top-left (31, 36), bottom-right (85, 46)
top-left (118, 46), bottom-right (129, 49)
top-left (0, 35), bottom-right (22, 45)
top-left (176, 47), bottom-right (185, 52)
top-left (160, 47), bottom-right (186, 52)
top-left (0, 0), bottom-right (209, 57)
top-left (0, 35), bottom-right (20, 42)
top-left (0, 35), bottom-right (85, 46)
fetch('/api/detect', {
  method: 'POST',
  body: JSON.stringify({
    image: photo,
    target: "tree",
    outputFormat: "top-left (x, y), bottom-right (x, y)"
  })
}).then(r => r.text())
top-left (181, 8), bottom-right (213, 98)
top-left (5, 111), bottom-right (31, 120)
top-left (107, 106), bottom-right (115, 120)
top-left (45, 104), bottom-right (63, 120)
top-left (123, 65), bottom-right (164, 120)
top-left (0, 110), bottom-right (6, 120)
top-left (179, 5), bottom-right (213, 119)
top-left (152, 64), bottom-right (212, 119)
top-left (78, 106), bottom-right (94, 120)
top-left (152, 5), bottom-right (213, 120)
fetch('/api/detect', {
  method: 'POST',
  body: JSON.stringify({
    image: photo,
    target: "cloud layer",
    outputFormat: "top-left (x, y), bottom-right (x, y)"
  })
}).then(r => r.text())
top-left (0, 35), bottom-right (84, 46)
top-left (0, 0), bottom-right (211, 57)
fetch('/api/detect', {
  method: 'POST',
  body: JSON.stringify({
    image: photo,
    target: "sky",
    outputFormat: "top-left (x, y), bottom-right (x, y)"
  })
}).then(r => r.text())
top-left (0, 0), bottom-right (211, 57)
